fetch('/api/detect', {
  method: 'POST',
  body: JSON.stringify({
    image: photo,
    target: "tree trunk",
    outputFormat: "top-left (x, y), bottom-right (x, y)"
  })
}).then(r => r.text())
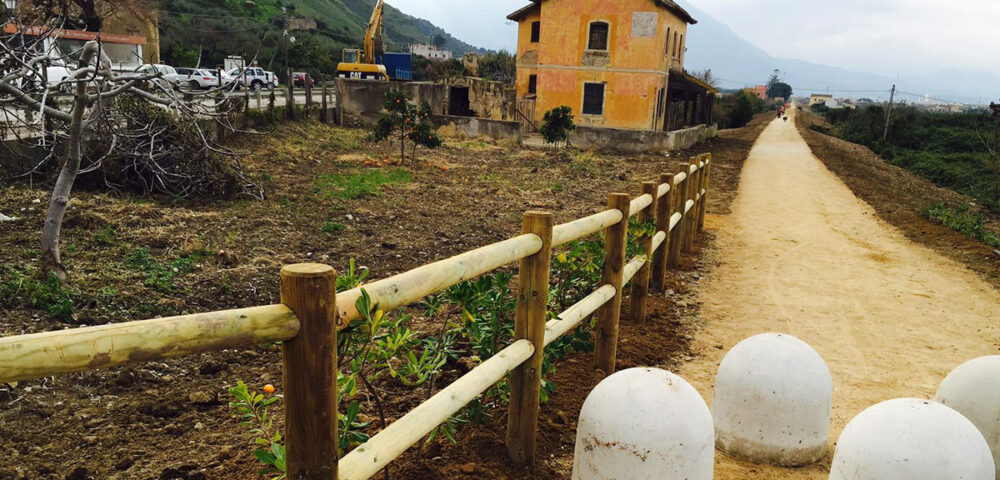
top-left (400, 128), bottom-right (406, 162)
top-left (40, 43), bottom-right (97, 283)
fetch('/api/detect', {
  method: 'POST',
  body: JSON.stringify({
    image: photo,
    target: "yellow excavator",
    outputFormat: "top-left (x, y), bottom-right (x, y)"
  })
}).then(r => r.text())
top-left (337, 0), bottom-right (389, 81)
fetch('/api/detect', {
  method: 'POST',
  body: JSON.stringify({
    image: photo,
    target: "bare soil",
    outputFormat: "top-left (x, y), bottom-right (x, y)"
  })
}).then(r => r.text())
top-left (681, 110), bottom-right (1000, 479)
top-left (0, 115), bottom-right (769, 480)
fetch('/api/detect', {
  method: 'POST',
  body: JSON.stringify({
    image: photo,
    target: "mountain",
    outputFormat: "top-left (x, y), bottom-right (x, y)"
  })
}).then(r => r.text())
top-left (678, 0), bottom-right (996, 104)
top-left (157, 0), bottom-right (481, 76)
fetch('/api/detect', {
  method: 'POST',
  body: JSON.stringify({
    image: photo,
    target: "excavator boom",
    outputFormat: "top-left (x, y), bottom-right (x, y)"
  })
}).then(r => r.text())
top-left (364, 0), bottom-right (384, 64)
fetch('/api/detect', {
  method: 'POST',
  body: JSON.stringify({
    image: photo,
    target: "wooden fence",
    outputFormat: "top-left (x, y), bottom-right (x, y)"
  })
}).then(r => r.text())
top-left (0, 154), bottom-right (713, 480)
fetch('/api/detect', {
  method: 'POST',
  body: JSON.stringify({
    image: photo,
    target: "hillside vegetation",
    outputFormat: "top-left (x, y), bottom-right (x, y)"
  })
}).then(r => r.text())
top-left (158, 0), bottom-right (481, 79)
top-left (816, 105), bottom-right (1000, 211)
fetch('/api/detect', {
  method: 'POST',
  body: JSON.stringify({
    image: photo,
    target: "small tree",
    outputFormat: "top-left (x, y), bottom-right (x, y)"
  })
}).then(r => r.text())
top-left (539, 106), bottom-right (576, 146)
top-left (371, 90), bottom-right (443, 162)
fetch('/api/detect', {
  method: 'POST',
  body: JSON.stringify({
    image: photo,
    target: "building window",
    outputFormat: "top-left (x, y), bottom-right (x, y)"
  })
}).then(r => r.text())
top-left (665, 27), bottom-right (671, 56)
top-left (582, 83), bottom-right (605, 115)
top-left (672, 31), bottom-right (678, 57)
top-left (587, 22), bottom-right (609, 51)
top-left (679, 34), bottom-right (685, 61)
top-left (528, 74), bottom-right (537, 94)
top-left (530, 21), bottom-right (540, 43)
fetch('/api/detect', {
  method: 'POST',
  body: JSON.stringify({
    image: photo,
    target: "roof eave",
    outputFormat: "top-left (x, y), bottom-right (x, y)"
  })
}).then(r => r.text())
top-left (506, 2), bottom-right (540, 21)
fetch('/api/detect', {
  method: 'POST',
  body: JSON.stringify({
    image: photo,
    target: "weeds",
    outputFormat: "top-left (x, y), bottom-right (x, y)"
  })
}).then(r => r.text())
top-left (922, 203), bottom-right (1000, 248)
top-left (0, 268), bottom-right (76, 322)
top-left (315, 168), bottom-right (412, 200)
top-left (228, 381), bottom-right (286, 479)
top-left (124, 247), bottom-right (200, 293)
top-left (322, 221), bottom-right (346, 234)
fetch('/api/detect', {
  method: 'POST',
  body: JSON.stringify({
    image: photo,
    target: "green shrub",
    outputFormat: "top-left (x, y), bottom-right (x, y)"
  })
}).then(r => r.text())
top-left (370, 90), bottom-right (443, 162)
top-left (539, 106), bottom-right (576, 145)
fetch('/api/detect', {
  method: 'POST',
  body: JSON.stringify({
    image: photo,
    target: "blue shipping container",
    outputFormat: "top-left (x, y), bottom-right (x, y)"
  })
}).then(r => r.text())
top-left (381, 53), bottom-right (413, 81)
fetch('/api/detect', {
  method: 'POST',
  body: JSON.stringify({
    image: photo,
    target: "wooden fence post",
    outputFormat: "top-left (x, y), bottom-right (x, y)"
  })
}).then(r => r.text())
top-left (321, 83), bottom-right (329, 124)
top-left (595, 193), bottom-right (631, 374)
top-left (669, 166), bottom-right (688, 268)
top-left (305, 74), bottom-right (313, 113)
top-left (628, 182), bottom-right (658, 323)
top-left (652, 173), bottom-right (674, 291)
top-left (698, 154), bottom-right (711, 233)
top-left (506, 211), bottom-right (554, 466)
top-left (287, 67), bottom-right (296, 121)
top-left (280, 264), bottom-right (338, 480)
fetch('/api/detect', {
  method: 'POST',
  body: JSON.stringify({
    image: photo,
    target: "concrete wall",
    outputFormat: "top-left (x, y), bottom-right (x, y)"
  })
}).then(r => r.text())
top-left (446, 77), bottom-right (517, 121)
top-left (336, 77), bottom-right (516, 127)
top-left (431, 115), bottom-right (521, 141)
top-left (570, 123), bottom-right (717, 153)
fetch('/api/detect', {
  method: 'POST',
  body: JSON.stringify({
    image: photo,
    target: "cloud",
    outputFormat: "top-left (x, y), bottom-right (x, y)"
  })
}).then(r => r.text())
top-left (687, 0), bottom-right (1000, 77)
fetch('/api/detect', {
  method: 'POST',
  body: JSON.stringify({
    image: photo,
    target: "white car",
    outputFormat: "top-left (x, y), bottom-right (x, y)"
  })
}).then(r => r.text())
top-left (175, 68), bottom-right (220, 90)
top-left (225, 67), bottom-right (278, 91)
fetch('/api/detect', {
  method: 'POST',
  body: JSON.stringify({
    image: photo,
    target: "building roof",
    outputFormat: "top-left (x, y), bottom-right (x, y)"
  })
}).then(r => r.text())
top-left (811, 94), bottom-right (834, 98)
top-left (507, 0), bottom-right (696, 24)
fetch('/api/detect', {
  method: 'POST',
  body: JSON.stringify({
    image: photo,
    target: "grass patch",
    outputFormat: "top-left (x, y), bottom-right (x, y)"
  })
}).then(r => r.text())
top-left (1, 268), bottom-right (77, 322)
top-left (322, 221), bottom-right (346, 234)
top-left (124, 247), bottom-right (200, 293)
top-left (922, 203), bottom-right (1000, 248)
top-left (316, 168), bottom-right (412, 200)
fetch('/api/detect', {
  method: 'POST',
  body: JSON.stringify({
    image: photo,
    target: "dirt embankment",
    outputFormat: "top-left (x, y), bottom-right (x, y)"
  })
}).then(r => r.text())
top-left (796, 111), bottom-right (1000, 288)
top-left (0, 116), bottom-right (769, 480)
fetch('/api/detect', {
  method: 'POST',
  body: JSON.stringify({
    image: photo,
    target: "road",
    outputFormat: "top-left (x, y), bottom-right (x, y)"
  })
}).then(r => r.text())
top-left (676, 108), bottom-right (1000, 478)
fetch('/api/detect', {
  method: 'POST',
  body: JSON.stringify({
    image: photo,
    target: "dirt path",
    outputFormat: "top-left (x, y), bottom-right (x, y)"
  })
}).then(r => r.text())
top-left (677, 108), bottom-right (1000, 478)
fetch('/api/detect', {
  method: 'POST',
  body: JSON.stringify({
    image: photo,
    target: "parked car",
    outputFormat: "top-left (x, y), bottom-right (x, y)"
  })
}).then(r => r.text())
top-left (292, 72), bottom-right (315, 88)
top-left (226, 67), bottom-right (277, 91)
top-left (175, 68), bottom-right (220, 90)
top-left (131, 64), bottom-right (182, 90)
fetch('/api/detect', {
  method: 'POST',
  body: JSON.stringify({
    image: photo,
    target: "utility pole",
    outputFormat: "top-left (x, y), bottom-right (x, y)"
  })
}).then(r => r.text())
top-left (883, 84), bottom-right (896, 142)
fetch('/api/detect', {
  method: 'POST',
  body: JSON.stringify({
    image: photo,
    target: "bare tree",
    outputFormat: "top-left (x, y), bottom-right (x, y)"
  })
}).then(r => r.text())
top-left (1, 16), bottom-right (260, 282)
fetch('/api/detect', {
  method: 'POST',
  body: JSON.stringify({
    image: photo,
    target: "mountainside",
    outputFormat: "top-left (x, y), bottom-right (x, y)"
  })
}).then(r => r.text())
top-left (679, 0), bottom-right (996, 104)
top-left (157, 0), bottom-right (481, 78)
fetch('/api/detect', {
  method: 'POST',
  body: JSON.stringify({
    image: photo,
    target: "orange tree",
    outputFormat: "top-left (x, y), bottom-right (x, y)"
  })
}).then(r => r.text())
top-left (371, 90), bottom-right (443, 162)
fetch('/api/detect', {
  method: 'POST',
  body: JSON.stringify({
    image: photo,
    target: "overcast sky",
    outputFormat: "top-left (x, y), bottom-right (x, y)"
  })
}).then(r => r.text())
top-left (389, 0), bottom-right (1000, 78)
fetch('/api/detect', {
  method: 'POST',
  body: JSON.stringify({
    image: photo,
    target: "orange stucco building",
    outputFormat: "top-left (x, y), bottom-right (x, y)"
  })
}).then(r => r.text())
top-left (508, 0), bottom-right (715, 132)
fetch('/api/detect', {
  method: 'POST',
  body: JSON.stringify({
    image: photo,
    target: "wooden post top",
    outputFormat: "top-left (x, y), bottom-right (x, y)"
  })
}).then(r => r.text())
top-left (523, 210), bottom-right (554, 219)
top-left (281, 263), bottom-right (334, 278)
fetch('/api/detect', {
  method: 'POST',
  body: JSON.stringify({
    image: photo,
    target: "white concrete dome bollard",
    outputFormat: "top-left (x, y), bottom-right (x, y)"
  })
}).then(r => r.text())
top-left (935, 356), bottom-right (1000, 479)
top-left (571, 367), bottom-right (714, 480)
top-left (711, 333), bottom-right (832, 466)
top-left (830, 398), bottom-right (995, 480)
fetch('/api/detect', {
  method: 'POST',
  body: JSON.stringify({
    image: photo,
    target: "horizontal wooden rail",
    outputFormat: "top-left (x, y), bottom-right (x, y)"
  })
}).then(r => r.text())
top-left (338, 339), bottom-right (536, 480)
top-left (552, 209), bottom-right (623, 246)
top-left (336, 234), bottom-right (542, 326)
top-left (670, 212), bottom-right (683, 231)
top-left (628, 193), bottom-right (654, 217)
top-left (544, 284), bottom-right (616, 347)
top-left (657, 183), bottom-right (671, 199)
top-left (675, 171), bottom-right (688, 184)
top-left (0, 305), bottom-right (299, 383)
top-left (685, 199), bottom-right (695, 214)
top-left (622, 256), bottom-right (646, 285)
top-left (651, 230), bottom-right (667, 253)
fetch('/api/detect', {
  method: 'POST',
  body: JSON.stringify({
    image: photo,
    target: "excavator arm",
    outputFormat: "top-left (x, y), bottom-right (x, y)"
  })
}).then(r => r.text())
top-left (363, 0), bottom-right (385, 64)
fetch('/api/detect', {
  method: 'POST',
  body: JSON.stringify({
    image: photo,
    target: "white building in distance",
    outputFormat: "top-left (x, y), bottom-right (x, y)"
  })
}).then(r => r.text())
top-left (410, 43), bottom-right (453, 61)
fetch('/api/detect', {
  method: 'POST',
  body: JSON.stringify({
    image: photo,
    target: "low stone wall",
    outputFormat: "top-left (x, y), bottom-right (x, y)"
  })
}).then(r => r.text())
top-left (570, 124), bottom-right (718, 153)
top-left (431, 115), bottom-right (521, 141)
